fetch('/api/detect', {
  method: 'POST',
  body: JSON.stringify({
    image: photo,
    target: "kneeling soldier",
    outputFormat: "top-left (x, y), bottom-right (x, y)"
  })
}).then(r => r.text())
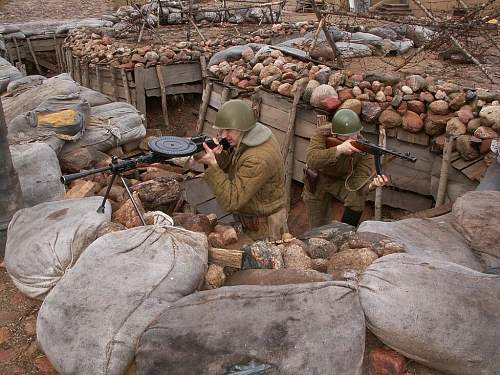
top-left (197, 99), bottom-right (288, 240)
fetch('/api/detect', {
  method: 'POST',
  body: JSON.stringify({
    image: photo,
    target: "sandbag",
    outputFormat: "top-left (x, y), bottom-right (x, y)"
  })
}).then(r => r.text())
top-left (137, 281), bottom-right (365, 375)
top-left (6, 74), bottom-right (45, 93)
top-left (3, 73), bottom-right (79, 123)
top-left (358, 218), bottom-right (483, 271)
top-left (0, 56), bottom-right (23, 93)
top-left (452, 190), bottom-right (500, 259)
top-left (55, 18), bottom-right (114, 34)
top-left (359, 253), bottom-right (500, 375)
top-left (37, 222), bottom-right (208, 375)
top-left (5, 197), bottom-right (111, 299)
top-left (79, 86), bottom-right (113, 107)
top-left (10, 143), bottom-right (65, 206)
top-left (60, 101), bottom-right (146, 154)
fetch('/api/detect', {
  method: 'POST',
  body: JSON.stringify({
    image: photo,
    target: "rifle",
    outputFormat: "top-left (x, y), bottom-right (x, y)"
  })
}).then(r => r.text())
top-left (60, 135), bottom-right (229, 223)
top-left (325, 136), bottom-right (417, 175)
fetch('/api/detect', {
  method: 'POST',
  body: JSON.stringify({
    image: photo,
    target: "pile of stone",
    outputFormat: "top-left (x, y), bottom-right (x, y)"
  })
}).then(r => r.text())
top-left (208, 45), bottom-right (500, 162)
top-left (62, 21), bottom-right (316, 68)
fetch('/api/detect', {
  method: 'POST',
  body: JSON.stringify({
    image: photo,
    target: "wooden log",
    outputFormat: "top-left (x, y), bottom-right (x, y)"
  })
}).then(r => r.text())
top-left (209, 247), bottom-right (243, 268)
top-left (120, 68), bottom-right (132, 104)
top-left (155, 64), bottom-right (170, 129)
top-left (435, 135), bottom-right (454, 207)
top-left (26, 38), bottom-right (42, 75)
top-left (197, 81), bottom-right (213, 134)
top-left (374, 126), bottom-right (386, 221)
top-left (134, 65), bottom-right (147, 124)
top-left (281, 84), bottom-right (306, 210)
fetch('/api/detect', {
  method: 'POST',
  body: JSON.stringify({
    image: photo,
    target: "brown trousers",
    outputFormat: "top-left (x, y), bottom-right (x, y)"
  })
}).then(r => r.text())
top-left (238, 208), bottom-right (288, 241)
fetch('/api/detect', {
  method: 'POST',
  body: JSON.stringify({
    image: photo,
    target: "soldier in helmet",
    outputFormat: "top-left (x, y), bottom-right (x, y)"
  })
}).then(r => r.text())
top-left (303, 109), bottom-right (389, 228)
top-left (196, 99), bottom-right (288, 240)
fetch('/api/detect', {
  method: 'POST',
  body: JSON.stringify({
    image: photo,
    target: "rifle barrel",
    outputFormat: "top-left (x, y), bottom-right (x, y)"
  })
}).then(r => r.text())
top-left (356, 139), bottom-right (417, 163)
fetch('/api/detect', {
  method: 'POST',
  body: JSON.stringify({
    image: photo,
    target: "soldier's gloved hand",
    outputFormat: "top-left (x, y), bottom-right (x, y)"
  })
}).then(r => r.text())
top-left (196, 142), bottom-right (219, 167)
top-left (369, 175), bottom-right (390, 190)
top-left (336, 139), bottom-right (359, 155)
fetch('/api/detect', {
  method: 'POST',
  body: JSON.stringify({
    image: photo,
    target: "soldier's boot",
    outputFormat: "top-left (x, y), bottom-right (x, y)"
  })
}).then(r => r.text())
top-left (341, 207), bottom-right (362, 227)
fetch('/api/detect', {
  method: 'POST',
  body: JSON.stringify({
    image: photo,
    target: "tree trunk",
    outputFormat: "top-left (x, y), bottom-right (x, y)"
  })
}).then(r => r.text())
top-left (0, 98), bottom-right (24, 256)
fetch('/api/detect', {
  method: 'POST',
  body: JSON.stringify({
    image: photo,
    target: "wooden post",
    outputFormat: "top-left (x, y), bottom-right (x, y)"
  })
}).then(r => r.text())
top-left (74, 58), bottom-right (82, 84)
top-left (281, 84), bottom-right (306, 210)
top-left (110, 66), bottom-right (120, 101)
top-left (156, 64), bottom-right (170, 130)
top-left (26, 38), bottom-right (42, 75)
top-left (374, 126), bottom-right (386, 221)
top-left (82, 63), bottom-right (90, 88)
top-left (95, 65), bottom-right (103, 93)
top-left (308, 18), bottom-right (324, 57)
top-left (196, 81), bottom-right (213, 134)
top-left (221, 87), bottom-right (231, 105)
top-left (134, 65), bottom-right (147, 126)
top-left (5, 43), bottom-right (14, 64)
top-left (121, 68), bottom-right (132, 104)
top-left (12, 37), bottom-right (22, 64)
top-left (436, 135), bottom-right (454, 207)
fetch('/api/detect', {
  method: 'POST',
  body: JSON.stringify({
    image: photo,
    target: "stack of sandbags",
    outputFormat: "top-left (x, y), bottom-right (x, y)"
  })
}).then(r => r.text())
top-left (37, 217), bottom-right (208, 375)
top-left (0, 56), bottom-right (22, 93)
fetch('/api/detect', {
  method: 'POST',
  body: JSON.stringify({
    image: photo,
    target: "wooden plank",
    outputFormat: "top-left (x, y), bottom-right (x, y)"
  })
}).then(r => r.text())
top-left (33, 55), bottom-right (58, 72)
top-left (144, 62), bottom-right (202, 90)
top-left (461, 159), bottom-right (488, 181)
top-left (451, 156), bottom-right (483, 171)
top-left (82, 63), bottom-right (90, 88)
top-left (156, 64), bottom-right (170, 129)
top-left (397, 128), bottom-right (430, 146)
top-left (121, 68), bottom-right (132, 104)
top-left (74, 58), bottom-right (82, 84)
top-left (146, 82), bottom-right (203, 97)
top-left (401, 201), bottom-right (453, 219)
top-left (208, 248), bottom-right (243, 268)
top-left (110, 66), bottom-right (119, 101)
top-left (134, 65), bottom-right (147, 122)
top-left (26, 38), bottom-right (42, 75)
top-left (95, 65), bottom-right (103, 93)
top-left (367, 188), bottom-right (434, 212)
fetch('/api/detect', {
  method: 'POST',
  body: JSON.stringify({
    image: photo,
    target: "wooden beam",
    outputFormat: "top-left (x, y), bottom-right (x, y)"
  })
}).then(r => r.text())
top-left (435, 135), bottom-right (454, 207)
top-left (12, 37), bottom-right (22, 64)
top-left (156, 64), bottom-right (170, 129)
top-left (26, 38), bottom-right (42, 75)
top-left (374, 126), bottom-right (386, 220)
top-left (121, 68), bottom-right (132, 104)
top-left (96, 65), bottom-right (103, 93)
top-left (110, 66), bottom-right (119, 101)
top-left (209, 248), bottom-right (243, 268)
top-left (197, 81), bottom-right (213, 134)
top-left (82, 63), bottom-right (90, 88)
top-left (134, 65), bottom-right (147, 124)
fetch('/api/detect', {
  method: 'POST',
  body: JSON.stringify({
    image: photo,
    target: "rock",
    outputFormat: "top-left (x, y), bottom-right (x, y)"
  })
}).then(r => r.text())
top-left (374, 91), bottom-right (386, 102)
top-left (338, 89), bottom-right (354, 102)
top-left (328, 71), bottom-right (346, 87)
top-left (282, 243), bottom-right (312, 270)
top-left (429, 100), bottom-right (449, 115)
top-left (457, 106), bottom-right (474, 124)
top-left (364, 72), bottom-right (400, 85)
top-left (300, 222), bottom-right (355, 248)
top-left (401, 85), bottom-right (413, 95)
top-left (369, 348), bottom-right (406, 375)
top-left (277, 82), bottom-right (292, 97)
top-left (467, 118), bottom-right (482, 134)
top-left (282, 71), bottom-right (298, 81)
top-left (173, 213), bottom-right (212, 234)
top-left (361, 101), bottom-right (382, 123)
top-left (424, 113), bottom-right (454, 136)
top-left (214, 224), bottom-right (238, 246)
top-left (391, 94), bottom-right (403, 108)
top-left (449, 93), bottom-right (466, 111)
top-left (358, 81), bottom-right (371, 90)
top-left (407, 75), bottom-right (426, 92)
top-left (303, 80), bottom-right (320, 103)
top-left (438, 81), bottom-right (462, 94)
top-left (372, 81), bottom-right (383, 92)
top-left (97, 184), bottom-right (126, 203)
top-left (259, 64), bottom-right (281, 80)
top-left (326, 248), bottom-right (378, 277)
top-left (225, 268), bottom-right (331, 286)
top-left (65, 180), bottom-right (100, 199)
top-left (261, 73), bottom-right (281, 88)
top-left (397, 101), bottom-right (407, 116)
top-left (270, 80), bottom-right (281, 92)
top-left (311, 258), bottom-right (329, 273)
top-left (60, 148), bottom-right (110, 173)
top-left (291, 77), bottom-right (309, 95)
top-left (419, 91), bottom-right (435, 103)
top-left (474, 126), bottom-right (498, 139)
top-left (407, 100), bottom-right (425, 114)
top-left (339, 98), bottom-right (362, 114)
top-left (251, 62), bottom-right (264, 75)
top-left (305, 237), bottom-right (337, 259)
top-left (112, 192), bottom-right (145, 228)
top-left (241, 47), bottom-right (254, 62)
top-left (140, 167), bottom-right (181, 181)
top-left (340, 232), bottom-right (405, 257)
top-left (465, 90), bottom-right (476, 102)
top-left (314, 67), bottom-right (331, 84)
top-left (356, 94), bottom-right (370, 101)
top-left (446, 117), bottom-right (466, 136)
top-left (144, 51), bottom-right (159, 63)
top-left (476, 88), bottom-right (500, 102)
top-left (204, 264), bottom-right (225, 290)
top-left (320, 96), bottom-right (341, 111)
top-left (379, 109), bottom-right (402, 128)
top-left (242, 241), bottom-right (284, 269)
top-left (310, 84), bottom-right (338, 108)
top-left (455, 135), bottom-right (480, 161)
top-left (383, 86), bottom-right (393, 97)
top-left (352, 86), bottom-right (362, 97)
top-left (434, 90), bottom-right (447, 100)
top-left (402, 111), bottom-right (424, 133)
top-left (479, 105), bottom-right (500, 127)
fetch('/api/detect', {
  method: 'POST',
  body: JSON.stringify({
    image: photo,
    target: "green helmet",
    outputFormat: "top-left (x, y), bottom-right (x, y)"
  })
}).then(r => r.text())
top-left (330, 109), bottom-right (362, 135)
top-left (214, 99), bottom-right (256, 131)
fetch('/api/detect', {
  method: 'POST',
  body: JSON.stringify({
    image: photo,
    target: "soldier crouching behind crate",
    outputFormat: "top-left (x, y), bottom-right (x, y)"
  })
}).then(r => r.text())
top-left (196, 99), bottom-right (288, 241)
top-left (303, 109), bottom-right (389, 228)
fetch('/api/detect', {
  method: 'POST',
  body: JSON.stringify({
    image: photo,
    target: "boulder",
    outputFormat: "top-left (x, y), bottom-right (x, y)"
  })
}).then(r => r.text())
top-left (327, 248), bottom-right (378, 278)
top-left (310, 84), bottom-right (338, 108)
top-left (429, 100), bottom-right (449, 115)
top-left (282, 242), bottom-right (312, 270)
top-left (361, 101), bottom-right (382, 123)
top-left (407, 100), bottom-right (425, 114)
top-left (242, 241), bottom-right (284, 269)
top-left (203, 264), bottom-right (225, 290)
top-left (474, 126), bottom-right (498, 139)
top-left (424, 113), bottom-right (454, 136)
top-left (172, 213), bottom-right (212, 234)
top-left (446, 117), bottom-right (466, 137)
top-left (112, 192), bottom-right (145, 228)
top-left (479, 105), bottom-right (500, 127)
top-left (455, 135), bottom-right (480, 161)
top-left (402, 110), bottom-right (424, 133)
top-left (339, 98), bottom-right (362, 114)
top-left (379, 108), bottom-right (402, 128)
top-left (131, 177), bottom-right (180, 211)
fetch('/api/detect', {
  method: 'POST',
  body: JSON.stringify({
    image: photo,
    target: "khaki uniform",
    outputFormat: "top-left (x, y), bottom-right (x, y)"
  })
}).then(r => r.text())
top-left (204, 124), bottom-right (287, 240)
top-left (303, 126), bottom-right (374, 229)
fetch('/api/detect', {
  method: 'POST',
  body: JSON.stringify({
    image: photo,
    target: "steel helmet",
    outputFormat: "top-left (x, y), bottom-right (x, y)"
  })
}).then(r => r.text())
top-left (330, 109), bottom-right (362, 135)
top-left (214, 99), bottom-right (256, 131)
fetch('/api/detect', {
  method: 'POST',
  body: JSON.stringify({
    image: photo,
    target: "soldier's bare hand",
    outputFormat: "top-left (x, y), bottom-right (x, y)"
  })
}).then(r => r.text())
top-left (336, 139), bottom-right (359, 155)
top-left (197, 143), bottom-right (218, 167)
top-left (212, 138), bottom-right (223, 154)
top-left (370, 175), bottom-right (390, 189)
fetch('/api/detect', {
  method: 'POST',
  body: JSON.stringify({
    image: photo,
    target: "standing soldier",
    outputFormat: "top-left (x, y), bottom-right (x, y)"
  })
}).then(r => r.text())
top-left (303, 109), bottom-right (389, 228)
top-left (196, 99), bottom-right (288, 240)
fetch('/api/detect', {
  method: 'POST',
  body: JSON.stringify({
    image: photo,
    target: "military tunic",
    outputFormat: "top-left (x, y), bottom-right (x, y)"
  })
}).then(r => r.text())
top-left (303, 126), bottom-right (374, 229)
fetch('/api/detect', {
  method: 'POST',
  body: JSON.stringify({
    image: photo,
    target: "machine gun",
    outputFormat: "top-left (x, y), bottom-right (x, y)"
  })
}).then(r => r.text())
top-left (61, 135), bottom-right (229, 224)
top-left (325, 136), bottom-right (417, 175)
